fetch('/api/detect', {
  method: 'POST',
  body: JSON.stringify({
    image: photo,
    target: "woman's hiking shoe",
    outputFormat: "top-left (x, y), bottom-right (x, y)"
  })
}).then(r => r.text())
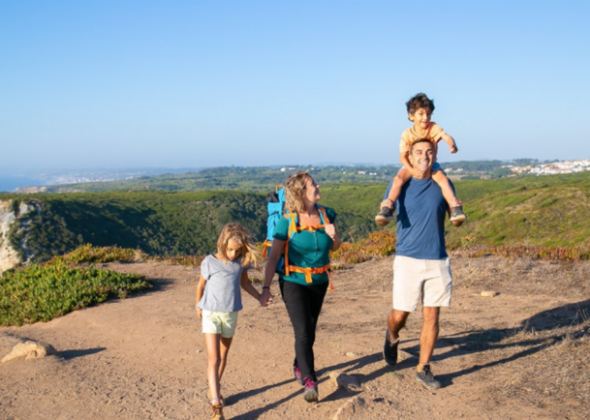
top-left (383, 330), bottom-right (399, 366)
top-left (210, 402), bottom-right (225, 420)
top-left (375, 207), bottom-right (395, 226)
top-left (449, 206), bottom-right (467, 225)
top-left (416, 364), bottom-right (441, 389)
top-left (303, 378), bottom-right (318, 403)
top-left (293, 363), bottom-right (304, 386)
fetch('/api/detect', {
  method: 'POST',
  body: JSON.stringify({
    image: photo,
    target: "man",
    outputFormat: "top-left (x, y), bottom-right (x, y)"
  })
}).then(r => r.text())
top-left (382, 138), bottom-right (461, 389)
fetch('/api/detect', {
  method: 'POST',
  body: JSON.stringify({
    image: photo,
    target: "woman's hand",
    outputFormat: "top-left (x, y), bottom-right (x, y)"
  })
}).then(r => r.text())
top-left (326, 223), bottom-right (342, 251)
top-left (325, 223), bottom-right (337, 240)
top-left (197, 308), bottom-right (202, 319)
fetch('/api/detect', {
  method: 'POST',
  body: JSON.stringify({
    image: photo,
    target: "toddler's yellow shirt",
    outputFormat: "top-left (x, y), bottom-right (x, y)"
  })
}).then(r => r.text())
top-left (399, 122), bottom-right (445, 154)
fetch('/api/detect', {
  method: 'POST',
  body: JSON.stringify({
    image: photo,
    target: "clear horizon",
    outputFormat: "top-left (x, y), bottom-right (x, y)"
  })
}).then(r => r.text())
top-left (2, 1), bottom-right (589, 171)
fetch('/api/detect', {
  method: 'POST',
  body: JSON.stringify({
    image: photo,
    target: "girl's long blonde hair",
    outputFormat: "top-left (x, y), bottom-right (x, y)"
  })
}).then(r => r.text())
top-left (216, 223), bottom-right (259, 267)
top-left (284, 170), bottom-right (311, 213)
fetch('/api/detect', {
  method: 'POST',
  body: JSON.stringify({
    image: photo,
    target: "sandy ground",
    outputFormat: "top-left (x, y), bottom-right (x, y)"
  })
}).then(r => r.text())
top-left (1, 256), bottom-right (588, 420)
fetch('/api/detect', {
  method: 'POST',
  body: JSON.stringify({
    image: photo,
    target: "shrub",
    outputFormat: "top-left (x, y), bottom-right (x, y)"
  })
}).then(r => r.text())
top-left (0, 262), bottom-right (151, 326)
top-left (51, 244), bottom-right (136, 264)
top-left (331, 231), bottom-right (396, 265)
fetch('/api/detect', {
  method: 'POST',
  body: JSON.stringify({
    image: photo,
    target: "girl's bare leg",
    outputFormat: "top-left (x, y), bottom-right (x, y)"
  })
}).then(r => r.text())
top-left (205, 333), bottom-right (222, 401)
top-left (218, 336), bottom-right (233, 381)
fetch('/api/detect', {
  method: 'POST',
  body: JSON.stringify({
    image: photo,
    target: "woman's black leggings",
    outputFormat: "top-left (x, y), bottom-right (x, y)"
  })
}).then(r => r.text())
top-left (280, 280), bottom-right (328, 382)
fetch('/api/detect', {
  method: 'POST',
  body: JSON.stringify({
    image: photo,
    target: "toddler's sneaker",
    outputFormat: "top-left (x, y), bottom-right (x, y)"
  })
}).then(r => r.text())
top-left (303, 377), bottom-right (318, 403)
top-left (293, 363), bottom-right (304, 386)
top-left (449, 206), bottom-right (467, 225)
top-left (375, 207), bottom-right (394, 227)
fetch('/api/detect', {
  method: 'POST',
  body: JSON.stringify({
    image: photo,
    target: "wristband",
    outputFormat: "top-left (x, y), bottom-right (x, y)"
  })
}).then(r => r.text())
top-left (262, 286), bottom-right (270, 290)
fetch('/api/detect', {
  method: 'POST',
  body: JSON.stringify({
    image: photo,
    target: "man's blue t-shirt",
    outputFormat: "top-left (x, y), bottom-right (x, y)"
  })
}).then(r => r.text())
top-left (395, 177), bottom-right (448, 259)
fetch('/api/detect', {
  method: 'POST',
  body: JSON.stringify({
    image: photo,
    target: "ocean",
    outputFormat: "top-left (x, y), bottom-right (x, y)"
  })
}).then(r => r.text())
top-left (0, 176), bottom-right (46, 193)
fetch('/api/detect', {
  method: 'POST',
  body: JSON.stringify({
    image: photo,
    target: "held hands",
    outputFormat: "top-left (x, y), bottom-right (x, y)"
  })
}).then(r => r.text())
top-left (260, 289), bottom-right (274, 307)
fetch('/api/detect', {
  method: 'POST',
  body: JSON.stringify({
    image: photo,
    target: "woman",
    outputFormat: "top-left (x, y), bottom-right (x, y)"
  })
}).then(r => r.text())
top-left (260, 170), bottom-right (342, 403)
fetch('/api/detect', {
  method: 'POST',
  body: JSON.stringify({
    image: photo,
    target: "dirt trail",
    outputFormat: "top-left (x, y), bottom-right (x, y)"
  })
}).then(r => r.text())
top-left (1, 257), bottom-right (588, 420)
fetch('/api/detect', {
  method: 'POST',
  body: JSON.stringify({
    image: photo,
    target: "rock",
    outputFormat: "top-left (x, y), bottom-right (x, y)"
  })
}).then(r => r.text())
top-left (329, 371), bottom-right (362, 392)
top-left (2, 340), bottom-right (57, 363)
top-left (480, 291), bottom-right (499, 297)
top-left (332, 396), bottom-right (366, 420)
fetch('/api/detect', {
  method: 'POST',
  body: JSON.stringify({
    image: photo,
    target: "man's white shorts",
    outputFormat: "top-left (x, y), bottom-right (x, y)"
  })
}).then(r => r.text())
top-left (393, 255), bottom-right (452, 312)
top-left (201, 310), bottom-right (239, 338)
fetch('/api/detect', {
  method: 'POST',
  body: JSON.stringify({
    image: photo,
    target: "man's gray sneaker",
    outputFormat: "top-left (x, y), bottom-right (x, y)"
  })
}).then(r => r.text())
top-left (449, 206), bottom-right (467, 224)
top-left (383, 330), bottom-right (399, 366)
top-left (375, 207), bottom-right (395, 227)
top-left (416, 364), bottom-right (441, 389)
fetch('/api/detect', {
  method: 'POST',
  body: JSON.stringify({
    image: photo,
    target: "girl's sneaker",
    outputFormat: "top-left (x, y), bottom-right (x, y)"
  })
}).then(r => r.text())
top-left (303, 377), bottom-right (318, 403)
top-left (293, 363), bottom-right (304, 386)
top-left (210, 402), bottom-right (225, 420)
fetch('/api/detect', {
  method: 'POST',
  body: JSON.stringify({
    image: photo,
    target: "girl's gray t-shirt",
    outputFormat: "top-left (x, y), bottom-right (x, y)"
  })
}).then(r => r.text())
top-left (198, 254), bottom-right (249, 312)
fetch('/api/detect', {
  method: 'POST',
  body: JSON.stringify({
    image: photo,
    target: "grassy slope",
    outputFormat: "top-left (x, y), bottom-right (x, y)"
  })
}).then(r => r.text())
top-left (448, 172), bottom-right (590, 246)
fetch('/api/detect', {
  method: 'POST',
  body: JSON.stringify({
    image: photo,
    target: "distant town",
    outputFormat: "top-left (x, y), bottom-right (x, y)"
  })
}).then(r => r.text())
top-left (501, 160), bottom-right (590, 176)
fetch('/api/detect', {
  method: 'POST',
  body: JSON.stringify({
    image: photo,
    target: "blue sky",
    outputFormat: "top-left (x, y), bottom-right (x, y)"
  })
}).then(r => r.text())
top-left (1, 0), bottom-right (589, 172)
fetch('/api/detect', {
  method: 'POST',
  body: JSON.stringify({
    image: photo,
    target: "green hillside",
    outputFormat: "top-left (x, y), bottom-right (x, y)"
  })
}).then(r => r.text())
top-left (447, 172), bottom-right (590, 246)
top-left (1, 189), bottom-right (381, 263)
top-left (2, 172), bottom-right (589, 263)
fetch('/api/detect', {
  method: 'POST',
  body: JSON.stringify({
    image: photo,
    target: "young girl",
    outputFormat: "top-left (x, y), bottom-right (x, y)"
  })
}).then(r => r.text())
top-left (196, 223), bottom-right (262, 420)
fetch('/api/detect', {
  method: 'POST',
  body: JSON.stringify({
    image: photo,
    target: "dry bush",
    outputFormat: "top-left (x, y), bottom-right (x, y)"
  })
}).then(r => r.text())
top-left (331, 231), bottom-right (396, 266)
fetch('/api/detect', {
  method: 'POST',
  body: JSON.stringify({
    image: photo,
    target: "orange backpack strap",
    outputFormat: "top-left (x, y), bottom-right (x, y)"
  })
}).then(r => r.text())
top-left (283, 206), bottom-right (335, 290)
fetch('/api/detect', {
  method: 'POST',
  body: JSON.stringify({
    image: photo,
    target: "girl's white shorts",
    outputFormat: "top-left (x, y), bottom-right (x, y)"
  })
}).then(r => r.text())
top-left (201, 310), bottom-right (239, 338)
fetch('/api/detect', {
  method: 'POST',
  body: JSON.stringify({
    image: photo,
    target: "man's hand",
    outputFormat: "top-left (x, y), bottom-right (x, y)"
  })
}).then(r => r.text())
top-left (450, 144), bottom-right (458, 153)
top-left (197, 308), bottom-right (202, 319)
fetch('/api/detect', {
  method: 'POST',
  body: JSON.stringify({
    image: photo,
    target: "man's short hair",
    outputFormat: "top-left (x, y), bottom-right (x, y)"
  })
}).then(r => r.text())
top-left (409, 138), bottom-right (433, 154)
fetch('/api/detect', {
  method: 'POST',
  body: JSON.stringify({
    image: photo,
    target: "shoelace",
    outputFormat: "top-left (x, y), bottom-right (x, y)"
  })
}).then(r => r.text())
top-left (304, 378), bottom-right (317, 388)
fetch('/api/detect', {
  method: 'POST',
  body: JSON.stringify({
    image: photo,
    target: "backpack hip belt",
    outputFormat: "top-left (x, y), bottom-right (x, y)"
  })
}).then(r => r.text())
top-left (285, 263), bottom-right (331, 284)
